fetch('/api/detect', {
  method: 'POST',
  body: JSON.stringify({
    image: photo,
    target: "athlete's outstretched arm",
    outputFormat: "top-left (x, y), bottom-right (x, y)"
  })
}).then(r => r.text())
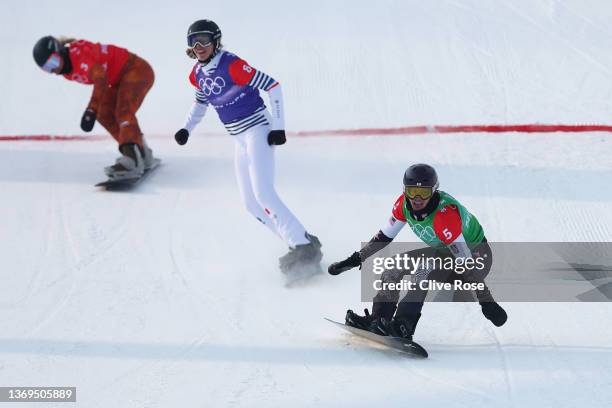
top-left (183, 101), bottom-right (208, 133)
top-left (329, 196), bottom-right (407, 275)
top-left (359, 195), bottom-right (409, 260)
top-left (175, 70), bottom-right (209, 145)
top-left (175, 101), bottom-right (207, 145)
top-left (81, 64), bottom-right (107, 132)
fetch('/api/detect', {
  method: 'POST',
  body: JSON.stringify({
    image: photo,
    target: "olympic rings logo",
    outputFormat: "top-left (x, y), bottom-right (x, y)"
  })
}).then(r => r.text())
top-left (199, 76), bottom-right (226, 96)
top-left (412, 224), bottom-right (436, 242)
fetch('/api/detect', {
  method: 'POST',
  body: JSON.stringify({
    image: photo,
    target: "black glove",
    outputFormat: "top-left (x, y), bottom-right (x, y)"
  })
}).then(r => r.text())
top-left (175, 128), bottom-right (190, 145)
top-left (80, 108), bottom-right (96, 132)
top-left (328, 251), bottom-right (362, 275)
top-left (267, 129), bottom-right (286, 145)
top-left (481, 302), bottom-right (508, 327)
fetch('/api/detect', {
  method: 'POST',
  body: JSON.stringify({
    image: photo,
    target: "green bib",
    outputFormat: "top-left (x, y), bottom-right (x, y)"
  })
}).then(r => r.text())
top-left (401, 191), bottom-right (484, 248)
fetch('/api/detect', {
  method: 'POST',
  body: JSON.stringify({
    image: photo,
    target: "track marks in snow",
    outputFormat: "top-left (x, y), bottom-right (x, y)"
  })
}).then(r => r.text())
top-left (499, 0), bottom-right (612, 77)
top-left (485, 324), bottom-right (517, 408)
top-left (550, 200), bottom-right (612, 242)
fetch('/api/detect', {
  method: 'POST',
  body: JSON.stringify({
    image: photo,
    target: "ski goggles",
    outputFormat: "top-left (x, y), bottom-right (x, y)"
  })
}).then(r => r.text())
top-left (187, 32), bottom-right (215, 48)
top-left (404, 185), bottom-right (435, 200)
top-left (41, 53), bottom-right (62, 73)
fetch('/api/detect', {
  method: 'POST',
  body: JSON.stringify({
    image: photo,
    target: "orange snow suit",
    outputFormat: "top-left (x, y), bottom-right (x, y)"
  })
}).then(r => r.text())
top-left (63, 40), bottom-right (154, 147)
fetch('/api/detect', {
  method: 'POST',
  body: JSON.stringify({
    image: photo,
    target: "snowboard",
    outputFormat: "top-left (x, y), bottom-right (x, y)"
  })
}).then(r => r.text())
top-left (325, 318), bottom-right (428, 358)
top-left (96, 159), bottom-right (161, 191)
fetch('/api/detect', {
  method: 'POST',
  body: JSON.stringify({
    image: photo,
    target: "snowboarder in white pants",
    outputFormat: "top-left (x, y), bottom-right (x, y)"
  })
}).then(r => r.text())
top-left (174, 19), bottom-right (322, 276)
top-left (233, 114), bottom-right (309, 246)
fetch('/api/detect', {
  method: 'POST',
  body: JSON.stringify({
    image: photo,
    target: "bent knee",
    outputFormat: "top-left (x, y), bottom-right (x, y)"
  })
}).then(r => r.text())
top-left (243, 201), bottom-right (268, 222)
top-left (252, 187), bottom-right (280, 211)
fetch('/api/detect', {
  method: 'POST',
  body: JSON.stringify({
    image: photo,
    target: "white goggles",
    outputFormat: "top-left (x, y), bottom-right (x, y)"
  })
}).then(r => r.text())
top-left (41, 53), bottom-right (61, 73)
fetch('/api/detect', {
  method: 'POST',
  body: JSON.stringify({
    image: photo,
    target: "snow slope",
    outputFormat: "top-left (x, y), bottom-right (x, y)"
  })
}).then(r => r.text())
top-left (1, 1), bottom-right (612, 407)
top-left (4, 0), bottom-right (612, 134)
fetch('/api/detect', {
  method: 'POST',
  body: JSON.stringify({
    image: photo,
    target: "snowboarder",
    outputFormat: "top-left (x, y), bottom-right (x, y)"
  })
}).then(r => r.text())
top-left (328, 164), bottom-right (507, 341)
top-left (174, 20), bottom-right (322, 276)
top-left (33, 36), bottom-right (156, 180)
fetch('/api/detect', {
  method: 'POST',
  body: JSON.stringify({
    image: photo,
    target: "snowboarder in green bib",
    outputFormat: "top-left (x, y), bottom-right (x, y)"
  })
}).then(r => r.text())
top-left (329, 164), bottom-right (507, 341)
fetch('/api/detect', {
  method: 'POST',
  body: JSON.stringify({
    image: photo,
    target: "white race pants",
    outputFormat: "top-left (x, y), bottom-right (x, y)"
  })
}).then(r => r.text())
top-left (233, 122), bottom-right (309, 248)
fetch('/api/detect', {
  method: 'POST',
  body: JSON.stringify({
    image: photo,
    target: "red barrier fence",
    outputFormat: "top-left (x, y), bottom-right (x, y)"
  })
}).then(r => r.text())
top-left (2, 124), bottom-right (612, 141)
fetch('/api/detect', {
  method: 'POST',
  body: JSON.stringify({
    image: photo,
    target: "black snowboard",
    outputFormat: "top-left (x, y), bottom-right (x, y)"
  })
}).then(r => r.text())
top-left (326, 318), bottom-right (428, 358)
top-left (96, 159), bottom-right (161, 191)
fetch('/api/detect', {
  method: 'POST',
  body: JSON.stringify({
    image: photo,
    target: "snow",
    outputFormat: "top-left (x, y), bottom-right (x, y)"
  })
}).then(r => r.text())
top-left (1, 1), bottom-right (612, 407)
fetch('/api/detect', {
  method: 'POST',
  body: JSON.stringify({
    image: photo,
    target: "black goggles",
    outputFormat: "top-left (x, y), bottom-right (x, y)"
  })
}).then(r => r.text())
top-left (187, 32), bottom-right (214, 48)
top-left (404, 185), bottom-right (434, 200)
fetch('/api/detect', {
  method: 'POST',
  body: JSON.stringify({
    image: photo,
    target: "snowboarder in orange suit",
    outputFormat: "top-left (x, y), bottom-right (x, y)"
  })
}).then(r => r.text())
top-left (33, 36), bottom-right (157, 180)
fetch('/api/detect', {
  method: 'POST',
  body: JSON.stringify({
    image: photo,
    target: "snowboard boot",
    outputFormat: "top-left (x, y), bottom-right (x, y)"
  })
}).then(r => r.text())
top-left (390, 314), bottom-right (420, 340)
top-left (105, 143), bottom-right (145, 180)
top-left (480, 302), bottom-right (507, 327)
top-left (345, 309), bottom-right (375, 330)
top-left (279, 232), bottom-right (323, 274)
top-left (364, 302), bottom-right (398, 335)
top-left (368, 316), bottom-right (392, 336)
top-left (373, 313), bottom-right (421, 340)
top-left (141, 140), bottom-right (156, 170)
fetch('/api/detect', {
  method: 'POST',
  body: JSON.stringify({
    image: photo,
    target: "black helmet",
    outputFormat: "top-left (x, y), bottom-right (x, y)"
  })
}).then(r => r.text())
top-left (33, 35), bottom-right (61, 67)
top-left (403, 164), bottom-right (439, 189)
